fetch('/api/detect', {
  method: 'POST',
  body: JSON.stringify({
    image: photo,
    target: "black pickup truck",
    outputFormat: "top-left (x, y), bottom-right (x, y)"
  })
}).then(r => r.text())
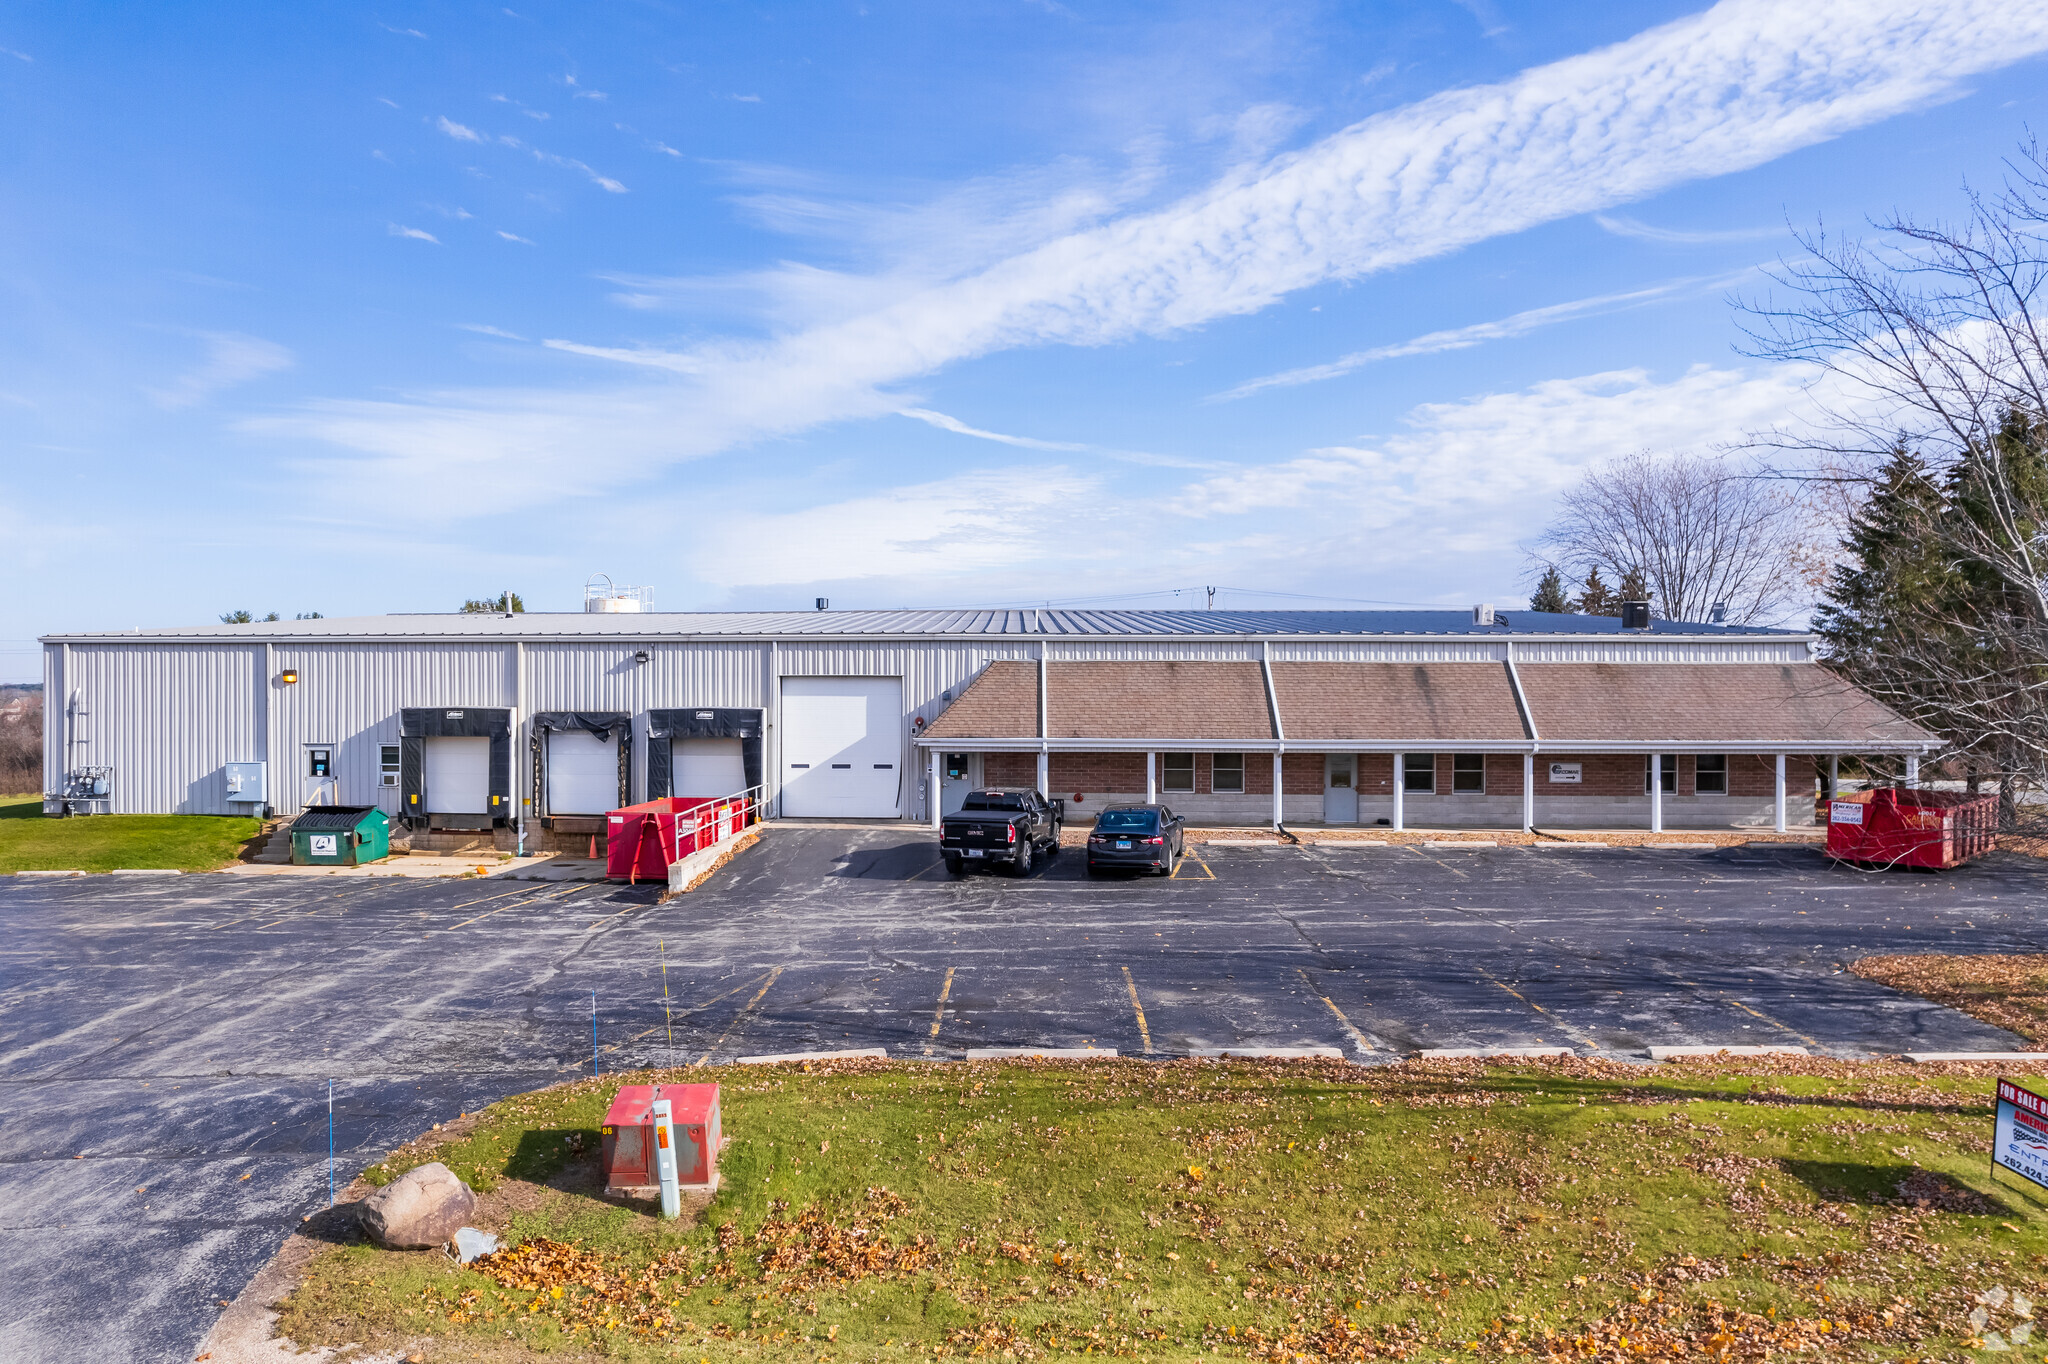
top-left (940, 788), bottom-right (1064, 877)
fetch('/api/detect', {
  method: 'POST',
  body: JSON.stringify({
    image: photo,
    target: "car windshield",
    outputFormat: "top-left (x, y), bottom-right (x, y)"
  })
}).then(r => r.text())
top-left (962, 792), bottom-right (1027, 811)
top-left (1096, 809), bottom-right (1157, 831)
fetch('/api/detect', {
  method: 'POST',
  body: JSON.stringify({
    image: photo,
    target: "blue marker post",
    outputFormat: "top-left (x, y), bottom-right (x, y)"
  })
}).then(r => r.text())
top-left (592, 991), bottom-right (599, 1077)
top-left (327, 1079), bottom-right (334, 1207)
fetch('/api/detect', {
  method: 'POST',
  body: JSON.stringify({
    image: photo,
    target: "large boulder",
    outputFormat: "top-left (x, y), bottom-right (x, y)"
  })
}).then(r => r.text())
top-left (356, 1162), bottom-right (476, 1249)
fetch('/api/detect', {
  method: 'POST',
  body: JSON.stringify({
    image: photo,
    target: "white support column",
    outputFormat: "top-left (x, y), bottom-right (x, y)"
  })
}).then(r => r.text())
top-left (929, 748), bottom-right (941, 830)
top-left (1828, 754), bottom-right (1839, 799)
top-left (1146, 752), bottom-right (1156, 805)
top-left (1649, 753), bottom-right (1663, 834)
top-left (1271, 750), bottom-right (1283, 830)
top-left (1036, 749), bottom-right (1049, 799)
top-left (1774, 753), bottom-right (1788, 832)
top-left (1392, 753), bottom-right (1405, 832)
top-left (1522, 752), bottom-right (1534, 833)
top-left (1904, 754), bottom-right (1920, 788)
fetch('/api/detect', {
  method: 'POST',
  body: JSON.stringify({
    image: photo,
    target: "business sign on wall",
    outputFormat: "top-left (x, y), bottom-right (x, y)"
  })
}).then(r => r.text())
top-left (1548, 763), bottom-right (1582, 784)
top-left (1994, 1078), bottom-right (2048, 1191)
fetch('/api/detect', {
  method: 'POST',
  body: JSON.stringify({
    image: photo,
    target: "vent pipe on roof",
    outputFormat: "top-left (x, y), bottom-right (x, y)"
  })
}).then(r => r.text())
top-left (815, 597), bottom-right (829, 611)
top-left (1709, 602), bottom-right (1728, 624)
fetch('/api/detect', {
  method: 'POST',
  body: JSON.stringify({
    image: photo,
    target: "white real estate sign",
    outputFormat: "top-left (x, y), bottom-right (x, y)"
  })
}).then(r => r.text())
top-left (780, 677), bottom-right (903, 818)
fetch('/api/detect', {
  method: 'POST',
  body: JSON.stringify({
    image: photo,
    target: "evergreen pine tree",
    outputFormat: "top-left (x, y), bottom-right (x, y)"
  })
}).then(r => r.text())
top-left (1528, 566), bottom-right (1571, 613)
top-left (1813, 442), bottom-right (1950, 684)
top-left (1575, 566), bottom-right (1617, 616)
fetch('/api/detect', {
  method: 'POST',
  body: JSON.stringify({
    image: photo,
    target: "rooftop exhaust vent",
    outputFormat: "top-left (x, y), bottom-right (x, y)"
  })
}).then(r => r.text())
top-left (585, 573), bottom-right (653, 614)
top-left (1472, 603), bottom-right (1495, 626)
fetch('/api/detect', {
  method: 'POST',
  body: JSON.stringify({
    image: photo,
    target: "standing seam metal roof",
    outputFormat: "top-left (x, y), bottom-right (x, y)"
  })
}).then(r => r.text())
top-left (41, 608), bottom-right (1799, 642)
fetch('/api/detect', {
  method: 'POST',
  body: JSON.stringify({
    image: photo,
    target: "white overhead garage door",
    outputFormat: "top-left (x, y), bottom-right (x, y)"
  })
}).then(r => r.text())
top-left (424, 736), bottom-right (490, 815)
top-left (547, 731), bottom-right (617, 815)
top-left (674, 737), bottom-right (746, 798)
top-left (780, 677), bottom-right (903, 818)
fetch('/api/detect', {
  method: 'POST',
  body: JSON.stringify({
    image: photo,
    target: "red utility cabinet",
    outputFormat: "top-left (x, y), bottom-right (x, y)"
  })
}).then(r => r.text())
top-left (1826, 787), bottom-right (1998, 869)
top-left (599, 1083), bottom-right (721, 1196)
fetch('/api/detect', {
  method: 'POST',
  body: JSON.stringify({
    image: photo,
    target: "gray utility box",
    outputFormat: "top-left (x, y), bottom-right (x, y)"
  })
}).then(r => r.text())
top-left (225, 762), bottom-right (268, 807)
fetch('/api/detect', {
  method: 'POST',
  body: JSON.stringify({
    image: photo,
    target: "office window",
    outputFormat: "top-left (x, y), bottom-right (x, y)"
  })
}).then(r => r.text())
top-left (1452, 753), bottom-right (1486, 793)
top-left (1162, 753), bottom-right (1195, 793)
top-left (1211, 753), bottom-right (1244, 793)
top-left (1402, 754), bottom-right (1436, 793)
top-left (380, 744), bottom-right (400, 788)
top-left (1694, 754), bottom-right (1728, 794)
top-left (1645, 754), bottom-right (1677, 793)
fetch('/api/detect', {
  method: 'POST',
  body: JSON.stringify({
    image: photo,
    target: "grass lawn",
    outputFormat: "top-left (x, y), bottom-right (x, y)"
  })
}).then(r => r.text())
top-left (277, 1056), bottom-right (2048, 1362)
top-left (0, 793), bottom-right (260, 873)
top-left (1853, 954), bottom-right (2048, 1046)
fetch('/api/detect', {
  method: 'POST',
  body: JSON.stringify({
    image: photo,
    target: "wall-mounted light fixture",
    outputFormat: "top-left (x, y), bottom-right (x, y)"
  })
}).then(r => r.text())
top-left (633, 650), bottom-right (650, 665)
top-left (280, 668), bottom-right (299, 685)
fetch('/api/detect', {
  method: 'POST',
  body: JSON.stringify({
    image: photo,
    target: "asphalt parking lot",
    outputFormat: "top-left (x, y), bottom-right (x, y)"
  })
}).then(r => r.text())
top-left (3, 827), bottom-right (2046, 1363)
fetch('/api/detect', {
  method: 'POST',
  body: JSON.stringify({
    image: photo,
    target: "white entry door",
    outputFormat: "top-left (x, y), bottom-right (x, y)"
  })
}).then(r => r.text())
top-left (424, 736), bottom-right (490, 815)
top-left (547, 731), bottom-right (617, 814)
top-left (674, 737), bottom-right (746, 797)
top-left (1323, 754), bottom-right (1358, 824)
top-left (940, 752), bottom-right (976, 816)
top-left (780, 677), bottom-right (903, 817)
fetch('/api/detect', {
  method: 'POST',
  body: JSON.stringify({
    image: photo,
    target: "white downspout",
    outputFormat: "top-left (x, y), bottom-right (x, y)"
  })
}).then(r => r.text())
top-left (1036, 636), bottom-right (1049, 799)
top-left (1522, 752), bottom-right (1534, 834)
top-left (1260, 639), bottom-right (1284, 831)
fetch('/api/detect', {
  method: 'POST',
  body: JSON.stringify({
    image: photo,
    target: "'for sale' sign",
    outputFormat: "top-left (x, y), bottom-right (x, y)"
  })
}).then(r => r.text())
top-left (1994, 1078), bottom-right (2048, 1190)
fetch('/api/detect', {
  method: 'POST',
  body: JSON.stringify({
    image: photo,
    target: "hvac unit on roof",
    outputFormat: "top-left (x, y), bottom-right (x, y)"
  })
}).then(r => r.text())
top-left (584, 573), bottom-right (653, 613)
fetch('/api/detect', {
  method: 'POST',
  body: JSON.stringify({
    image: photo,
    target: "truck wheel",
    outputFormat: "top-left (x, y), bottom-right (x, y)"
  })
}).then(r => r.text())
top-left (1012, 838), bottom-right (1034, 877)
top-left (944, 853), bottom-right (964, 877)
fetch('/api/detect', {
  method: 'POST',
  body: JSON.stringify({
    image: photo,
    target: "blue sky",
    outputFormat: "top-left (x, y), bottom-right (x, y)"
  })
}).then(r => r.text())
top-left (5, 0), bottom-right (2048, 678)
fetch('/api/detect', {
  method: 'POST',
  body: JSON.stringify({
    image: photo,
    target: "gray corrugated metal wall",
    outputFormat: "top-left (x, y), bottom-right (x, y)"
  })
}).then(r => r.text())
top-left (58, 644), bottom-right (261, 814)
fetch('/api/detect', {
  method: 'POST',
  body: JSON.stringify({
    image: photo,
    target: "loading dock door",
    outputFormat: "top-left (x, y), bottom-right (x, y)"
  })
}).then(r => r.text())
top-left (424, 737), bottom-right (490, 815)
top-left (547, 731), bottom-right (618, 815)
top-left (675, 738), bottom-right (746, 797)
top-left (780, 677), bottom-right (903, 818)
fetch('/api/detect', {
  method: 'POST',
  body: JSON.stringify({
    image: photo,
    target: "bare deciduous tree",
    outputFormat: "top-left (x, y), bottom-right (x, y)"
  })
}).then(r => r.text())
top-left (1531, 449), bottom-right (1809, 625)
top-left (0, 692), bottom-right (43, 795)
top-left (1740, 139), bottom-right (2048, 819)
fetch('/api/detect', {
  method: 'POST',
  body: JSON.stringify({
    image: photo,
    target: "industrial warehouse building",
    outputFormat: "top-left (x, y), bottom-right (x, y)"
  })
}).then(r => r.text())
top-left (38, 607), bottom-right (1934, 838)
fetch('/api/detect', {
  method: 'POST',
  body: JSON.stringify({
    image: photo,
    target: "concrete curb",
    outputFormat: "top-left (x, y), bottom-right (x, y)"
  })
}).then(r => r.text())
top-left (737, 1048), bottom-right (888, 1065)
top-left (1903, 1051), bottom-right (2048, 1063)
top-left (107, 868), bottom-right (183, 875)
top-left (1532, 842), bottom-right (1608, 848)
top-left (964, 1047), bottom-right (1118, 1060)
top-left (1649, 1044), bottom-right (1809, 1059)
top-left (1191, 1046), bottom-right (1345, 1060)
top-left (1423, 841), bottom-right (1497, 849)
top-left (12, 869), bottom-right (86, 877)
top-left (1417, 1046), bottom-right (1573, 1059)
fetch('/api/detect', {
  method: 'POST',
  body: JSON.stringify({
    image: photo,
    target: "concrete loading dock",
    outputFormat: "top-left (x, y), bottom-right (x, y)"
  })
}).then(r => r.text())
top-left (37, 607), bottom-right (1933, 837)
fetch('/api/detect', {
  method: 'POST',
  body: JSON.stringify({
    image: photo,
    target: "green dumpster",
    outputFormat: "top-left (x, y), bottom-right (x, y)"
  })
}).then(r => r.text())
top-left (290, 805), bottom-right (391, 866)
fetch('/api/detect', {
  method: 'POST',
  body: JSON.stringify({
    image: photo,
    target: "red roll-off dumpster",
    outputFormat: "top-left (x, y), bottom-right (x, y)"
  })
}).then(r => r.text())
top-left (600, 1082), bottom-right (722, 1195)
top-left (1825, 787), bottom-right (1997, 869)
top-left (604, 795), bottom-right (755, 881)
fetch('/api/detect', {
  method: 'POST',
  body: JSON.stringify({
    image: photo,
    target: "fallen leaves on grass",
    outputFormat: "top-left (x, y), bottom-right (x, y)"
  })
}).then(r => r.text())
top-left (464, 1237), bottom-right (694, 1339)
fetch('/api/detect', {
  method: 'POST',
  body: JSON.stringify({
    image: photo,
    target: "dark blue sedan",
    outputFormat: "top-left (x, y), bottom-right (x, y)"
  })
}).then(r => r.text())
top-left (1085, 804), bottom-right (1186, 876)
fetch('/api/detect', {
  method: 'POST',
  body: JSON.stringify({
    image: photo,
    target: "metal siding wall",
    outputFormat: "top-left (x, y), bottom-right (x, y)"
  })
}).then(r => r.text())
top-left (652, 643), bottom-right (770, 708)
top-left (1270, 642), bottom-right (1508, 663)
top-left (1510, 641), bottom-right (1810, 664)
top-left (272, 644), bottom-right (514, 816)
top-left (41, 644), bottom-right (61, 795)
top-left (64, 644), bottom-right (260, 814)
top-left (525, 644), bottom-right (646, 710)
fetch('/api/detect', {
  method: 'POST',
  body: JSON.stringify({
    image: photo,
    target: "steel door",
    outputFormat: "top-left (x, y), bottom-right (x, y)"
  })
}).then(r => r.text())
top-left (940, 752), bottom-right (976, 816)
top-left (674, 737), bottom-right (746, 797)
top-left (1323, 753), bottom-right (1358, 823)
top-left (780, 677), bottom-right (903, 817)
top-left (547, 731), bottom-right (617, 814)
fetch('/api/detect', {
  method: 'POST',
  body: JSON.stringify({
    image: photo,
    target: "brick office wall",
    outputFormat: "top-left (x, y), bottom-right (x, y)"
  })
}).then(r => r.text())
top-left (1731, 754), bottom-right (1816, 797)
top-left (1530, 753), bottom-right (1818, 799)
top-left (983, 752), bottom-right (1036, 786)
top-left (1283, 752), bottom-right (1324, 795)
top-left (1048, 752), bottom-right (1147, 793)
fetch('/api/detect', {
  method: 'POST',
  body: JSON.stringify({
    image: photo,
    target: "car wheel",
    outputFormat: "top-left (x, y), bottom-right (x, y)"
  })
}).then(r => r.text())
top-left (1012, 837), bottom-right (1033, 877)
top-left (1086, 860), bottom-right (1100, 877)
top-left (944, 853), bottom-right (964, 877)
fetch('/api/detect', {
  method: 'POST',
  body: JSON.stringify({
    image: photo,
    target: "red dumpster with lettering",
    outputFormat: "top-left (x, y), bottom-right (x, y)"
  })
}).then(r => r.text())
top-left (604, 795), bottom-right (755, 882)
top-left (599, 1082), bottom-right (722, 1195)
top-left (1825, 787), bottom-right (1997, 869)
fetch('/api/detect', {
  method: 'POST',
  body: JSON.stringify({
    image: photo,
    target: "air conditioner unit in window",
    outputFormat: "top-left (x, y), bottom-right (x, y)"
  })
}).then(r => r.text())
top-left (380, 772), bottom-right (399, 787)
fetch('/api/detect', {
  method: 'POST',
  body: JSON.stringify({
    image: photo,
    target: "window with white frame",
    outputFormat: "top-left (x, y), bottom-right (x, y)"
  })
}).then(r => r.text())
top-left (1211, 753), bottom-right (1245, 793)
top-left (1161, 753), bottom-right (1195, 793)
top-left (380, 744), bottom-right (400, 788)
top-left (1694, 754), bottom-right (1728, 794)
top-left (1402, 754), bottom-right (1436, 793)
top-left (1452, 753), bottom-right (1485, 793)
top-left (1645, 754), bottom-right (1677, 793)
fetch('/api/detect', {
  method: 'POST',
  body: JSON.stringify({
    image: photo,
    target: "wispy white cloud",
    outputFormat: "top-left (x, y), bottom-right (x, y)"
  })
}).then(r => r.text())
top-left (897, 408), bottom-right (1089, 450)
top-left (1, 47), bottom-right (32, 62)
top-left (1594, 213), bottom-right (1782, 244)
top-left (379, 23), bottom-right (427, 38)
top-left (376, 96), bottom-right (399, 108)
top-left (729, 93), bottom-right (762, 103)
top-left (496, 229), bottom-right (536, 244)
top-left (435, 115), bottom-right (482, 142)
top-left (456, 323), bottom-right (526, 339)
top-left (533, 149), bottom-right (625, 192)
top-left (388, 223), bottom-right (439, 243)
top-left (1212, 268), bottom-right (1757, 400)
top-left (574, 89), bottom-right (608, 101)
top-left (148, 332), bottom-right (293, 410)
top-left (259, 0), bottom-right (2048, 517)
